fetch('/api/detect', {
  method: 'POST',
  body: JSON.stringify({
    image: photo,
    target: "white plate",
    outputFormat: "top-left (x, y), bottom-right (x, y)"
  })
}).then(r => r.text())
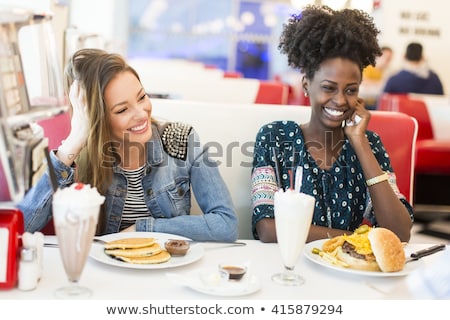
top-left (89, 232), bottom-right (204, 269)
top-left (166, 270), bottom-right (261, 297)
top-left (304, 239), bottom-right (423, 277)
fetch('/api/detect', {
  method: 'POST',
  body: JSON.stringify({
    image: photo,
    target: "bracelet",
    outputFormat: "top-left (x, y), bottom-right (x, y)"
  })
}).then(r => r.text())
top-left (366, 172), bottom-right (389, 187)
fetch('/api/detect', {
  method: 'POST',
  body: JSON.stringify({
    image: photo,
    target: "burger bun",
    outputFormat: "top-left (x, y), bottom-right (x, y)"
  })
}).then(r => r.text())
top-left (368, 227), bottom-right (406, 272)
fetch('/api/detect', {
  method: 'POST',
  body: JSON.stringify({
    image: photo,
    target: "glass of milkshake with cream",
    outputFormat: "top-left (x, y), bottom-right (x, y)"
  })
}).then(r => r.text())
top-left (52, 182), bottom-right (105, 298)
top-left (272, 188), bottom-right (315, 286)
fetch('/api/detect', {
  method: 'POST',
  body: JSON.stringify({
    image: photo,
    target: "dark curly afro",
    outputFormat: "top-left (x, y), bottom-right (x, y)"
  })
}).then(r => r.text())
top-left (278, 5), bottom-right (381, 80)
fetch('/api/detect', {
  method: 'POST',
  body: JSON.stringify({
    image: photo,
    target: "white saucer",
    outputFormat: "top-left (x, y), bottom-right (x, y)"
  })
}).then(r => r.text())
top-left (166, 269), bottom-right (261, 297)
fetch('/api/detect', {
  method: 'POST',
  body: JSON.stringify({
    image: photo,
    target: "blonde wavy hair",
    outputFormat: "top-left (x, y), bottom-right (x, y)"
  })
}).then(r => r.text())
top-left (64, 48), bottom-right (143, 232)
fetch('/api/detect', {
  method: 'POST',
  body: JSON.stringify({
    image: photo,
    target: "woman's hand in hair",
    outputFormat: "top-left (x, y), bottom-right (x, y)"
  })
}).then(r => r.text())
top-left (56, 80), bottom-right (90, 166)
top-left (68, 80), bottom-right (90, 147)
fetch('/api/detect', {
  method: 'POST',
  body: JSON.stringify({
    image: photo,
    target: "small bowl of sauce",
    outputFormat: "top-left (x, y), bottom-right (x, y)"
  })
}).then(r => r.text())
top-left (164, 239), bottom-right (190, 256)
top-left (219, 264), bottom-right (247, 281)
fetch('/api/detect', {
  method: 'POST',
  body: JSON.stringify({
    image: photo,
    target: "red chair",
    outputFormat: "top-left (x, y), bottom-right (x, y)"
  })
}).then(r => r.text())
top-left (368, 111), bottom-right (418, 204)
top-left (378, 93), bottom-right (450, 175)
top-left (37, 111), bottom-right (71, 150)
top-left (223, 71), bottom-right (243, 78)
top-left (254, 81), bottom-right (289, 105)
top-left (378, 94), bottom-right (450, 235)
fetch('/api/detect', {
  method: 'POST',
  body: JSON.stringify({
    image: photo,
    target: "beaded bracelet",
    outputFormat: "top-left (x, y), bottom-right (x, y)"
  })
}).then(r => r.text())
top-left (366, 172), bottom-right (389, 187)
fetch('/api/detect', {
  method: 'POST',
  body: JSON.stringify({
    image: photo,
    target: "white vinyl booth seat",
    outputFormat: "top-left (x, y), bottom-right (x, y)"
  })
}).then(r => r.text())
top-left (152, 99), bottom-right (417, 240)
top-left (152, 99), bottom-right (312, 239)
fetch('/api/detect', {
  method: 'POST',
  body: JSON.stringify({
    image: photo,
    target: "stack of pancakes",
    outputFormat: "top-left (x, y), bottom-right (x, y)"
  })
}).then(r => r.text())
top-left (104, 237), bottom-right (171, 264)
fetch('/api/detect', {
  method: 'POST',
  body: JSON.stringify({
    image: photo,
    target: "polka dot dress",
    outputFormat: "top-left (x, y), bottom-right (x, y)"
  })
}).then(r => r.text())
top-left (251, 120), bottom-right (413, 239)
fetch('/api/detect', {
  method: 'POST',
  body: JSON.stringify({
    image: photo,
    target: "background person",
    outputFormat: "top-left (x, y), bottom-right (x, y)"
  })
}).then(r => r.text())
top-left (251, 5), bottom-right (414, 243)
top-left (360, 46), bottom-right (394, 109)
top-left (18, 48), bottom-right (238, 242)
top-left (383, 42), bottom-right (444, 95)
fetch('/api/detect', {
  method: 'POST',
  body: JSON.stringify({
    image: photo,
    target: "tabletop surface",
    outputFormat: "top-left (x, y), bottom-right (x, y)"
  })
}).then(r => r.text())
top-left (1, 234), bottom-right (447, 300)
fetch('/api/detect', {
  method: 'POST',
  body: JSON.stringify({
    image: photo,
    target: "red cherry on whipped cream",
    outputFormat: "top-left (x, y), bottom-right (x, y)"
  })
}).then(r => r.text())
top-left (74, 182), bottom-right (84, 190)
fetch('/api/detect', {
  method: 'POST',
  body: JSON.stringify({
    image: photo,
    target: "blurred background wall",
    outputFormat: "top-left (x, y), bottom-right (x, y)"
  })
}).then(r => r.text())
top-left (1, 0), bottom-right (449, 94)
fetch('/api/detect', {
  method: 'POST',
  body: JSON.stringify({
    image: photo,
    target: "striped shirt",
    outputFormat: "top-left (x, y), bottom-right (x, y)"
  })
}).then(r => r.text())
top-left (120, 165), bottom-right (151, 230)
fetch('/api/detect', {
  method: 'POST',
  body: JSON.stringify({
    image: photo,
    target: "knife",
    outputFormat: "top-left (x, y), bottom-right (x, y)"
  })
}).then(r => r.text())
top-left (406, 244), bottom-right (446, 263)
top-left (169, 239), bottom-right (247, 246)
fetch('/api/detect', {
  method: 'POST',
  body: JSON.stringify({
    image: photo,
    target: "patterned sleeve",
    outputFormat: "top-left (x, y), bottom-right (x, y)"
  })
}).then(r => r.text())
top-left (362, 131), bottom-right (414, 226)
top-left (251, 122), bottom-right (279, 239)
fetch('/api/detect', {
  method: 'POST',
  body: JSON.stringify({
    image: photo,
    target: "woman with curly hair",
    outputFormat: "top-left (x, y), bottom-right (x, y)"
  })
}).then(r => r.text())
top-left (251, 5), bottom-right (413, 243)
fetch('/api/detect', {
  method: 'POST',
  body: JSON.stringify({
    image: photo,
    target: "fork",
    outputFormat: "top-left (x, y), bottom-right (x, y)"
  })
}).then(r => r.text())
top-left (93, 237), bottom-right (107, 244)
top-left (168, 239), bottom-right (247, 246)
top-left (44, 237), bottom-right (106, 248)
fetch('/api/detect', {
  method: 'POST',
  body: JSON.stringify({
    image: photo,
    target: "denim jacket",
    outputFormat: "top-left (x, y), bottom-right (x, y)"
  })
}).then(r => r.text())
top-left (18, 122), bottom-right (238, 242)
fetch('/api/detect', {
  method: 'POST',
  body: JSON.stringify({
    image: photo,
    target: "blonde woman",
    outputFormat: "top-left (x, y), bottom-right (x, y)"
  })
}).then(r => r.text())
top-left (19, 49), bottom-right (238, 242)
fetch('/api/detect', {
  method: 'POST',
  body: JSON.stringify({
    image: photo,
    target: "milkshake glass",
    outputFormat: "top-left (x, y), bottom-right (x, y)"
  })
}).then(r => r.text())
top-left (52, 182), bottom-right (105, 298)
top-left (272, 189), bottom-right (315, 286)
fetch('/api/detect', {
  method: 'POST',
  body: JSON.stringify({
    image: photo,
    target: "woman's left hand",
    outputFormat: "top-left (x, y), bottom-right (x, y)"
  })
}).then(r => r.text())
top-left (344, 98), bottom-right (370, 137)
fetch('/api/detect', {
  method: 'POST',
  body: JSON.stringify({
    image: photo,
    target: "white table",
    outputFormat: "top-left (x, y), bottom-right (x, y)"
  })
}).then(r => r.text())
top-left (1, 236), bottom-right (447, 300)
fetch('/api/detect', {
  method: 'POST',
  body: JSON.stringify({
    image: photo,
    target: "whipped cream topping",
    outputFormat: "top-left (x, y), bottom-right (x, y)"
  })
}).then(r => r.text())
top-left (274, 189), bottom-right (315, 213)
top-left (53, 183), bottom-right (105, 224)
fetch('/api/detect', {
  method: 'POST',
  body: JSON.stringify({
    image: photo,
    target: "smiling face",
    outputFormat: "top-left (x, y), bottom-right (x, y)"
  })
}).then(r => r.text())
top-left (104, 71), bottom-right (152, 146)
top-left (304, 57), bottom-right (362, 129)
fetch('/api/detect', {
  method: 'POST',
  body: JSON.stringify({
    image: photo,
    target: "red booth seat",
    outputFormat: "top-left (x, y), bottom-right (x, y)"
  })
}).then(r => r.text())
top-left (223, 71), bottom-right (243, 78)
top-left (415, 140), bottom-right (450, 174)
top-left (368, 111), bottom-right (417, 203)
top-left (254, 81), bottom-right (289, 105)
top-left (378, 94), bottom-right (450, 173)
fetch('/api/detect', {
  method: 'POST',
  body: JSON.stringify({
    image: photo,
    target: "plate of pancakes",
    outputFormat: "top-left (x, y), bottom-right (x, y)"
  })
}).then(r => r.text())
top-left (89, 232), bottom-right (204, 269)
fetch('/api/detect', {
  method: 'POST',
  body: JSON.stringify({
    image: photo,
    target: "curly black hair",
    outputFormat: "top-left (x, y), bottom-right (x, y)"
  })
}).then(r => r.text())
top-left (278, 5), bottom-right (381, 80)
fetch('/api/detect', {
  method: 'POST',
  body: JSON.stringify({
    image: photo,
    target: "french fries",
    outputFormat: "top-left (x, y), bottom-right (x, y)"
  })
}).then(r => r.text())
top-left (312, 247), bottom-right (350, 268)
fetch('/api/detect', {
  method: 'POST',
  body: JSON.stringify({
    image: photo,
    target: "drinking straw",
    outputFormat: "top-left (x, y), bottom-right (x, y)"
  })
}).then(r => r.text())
top-left (271, 147), bottom-right (282, 189)
top-left (44, 146), bottom-right (58, 192)
top-left (291, 147), bottom-right (296, 190)
top-left (288, 169), bottom-right (293, 190)
top-left (294, 168), bottom-right (303, 193)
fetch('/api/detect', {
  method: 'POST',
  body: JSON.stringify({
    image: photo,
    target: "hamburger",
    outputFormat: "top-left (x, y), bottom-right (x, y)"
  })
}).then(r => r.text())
top-left (321, 226), bottom-right (406, 272)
